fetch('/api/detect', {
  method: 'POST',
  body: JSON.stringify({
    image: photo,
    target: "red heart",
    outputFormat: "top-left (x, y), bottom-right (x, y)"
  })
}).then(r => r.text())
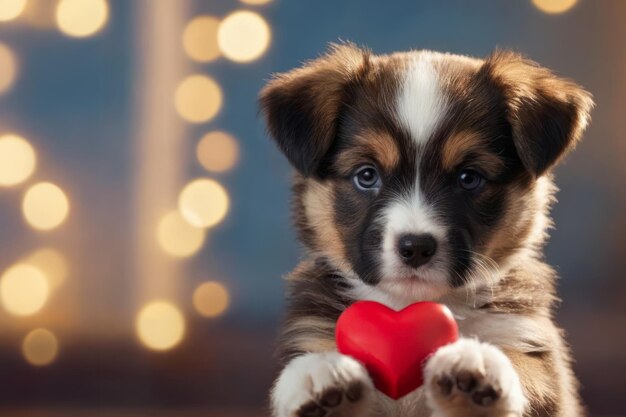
top-left (336, 301), bottom-right (458, 399)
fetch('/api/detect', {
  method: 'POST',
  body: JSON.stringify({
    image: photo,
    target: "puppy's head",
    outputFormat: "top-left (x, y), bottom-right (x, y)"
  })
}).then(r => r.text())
top-left (261, 44), bottom-right (593, 301)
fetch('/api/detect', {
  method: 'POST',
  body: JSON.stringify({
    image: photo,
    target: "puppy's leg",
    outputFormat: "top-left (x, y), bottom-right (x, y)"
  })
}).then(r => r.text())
top-left (424, 338), bottom-right (526, 417)
top-left (271, 351), bottom-right (376, 417)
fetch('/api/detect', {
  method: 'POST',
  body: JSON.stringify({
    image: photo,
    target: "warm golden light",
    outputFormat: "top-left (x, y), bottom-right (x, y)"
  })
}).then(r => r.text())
top-left (174, 75), bottom-right (222, 123)
top-left (196, 131), bottom-right (239, 173)
top-left (22, 182), bottom-right (70, 231)
top-left (55, 0), bottom-right (109, 38)
top-left (532, 0), bottom-right (577, 14)
top-left (178, 178), bottom-right (229, 229)
top-left (182, 16), bottom-right (221, 62)
top-left (0, 134), bottom-right (36, 186)
top-left (0, 0), bottom-right (26, 22)
top-left (22, 328), bottom-right (59, 366)
top-left (26, 248), bottom-right (69, 289)
top-left (0, 43), bottom-right (18, 95)
top-left (240, 0), bottom-right (273, 4)
top-left (193, 281), bottom-right (230, 318)
top-left (156, 210), bottom-right (205, 258)
top-left (136, 301), bottom-right (185, 351)
top-left (217, 11), bottom-right (271, 63)
top-left (1, 264), bottom-right (49, 316)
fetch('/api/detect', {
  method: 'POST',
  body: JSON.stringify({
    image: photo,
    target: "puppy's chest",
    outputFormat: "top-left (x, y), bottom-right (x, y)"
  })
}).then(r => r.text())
top-left (449, 306), bottom-right (549, 353)
top-left (374, 389), bottom-right (432, 417)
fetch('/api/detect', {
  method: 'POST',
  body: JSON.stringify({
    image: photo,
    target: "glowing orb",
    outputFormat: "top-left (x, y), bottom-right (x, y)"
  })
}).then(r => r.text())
top-left (22, 328), bottom-right (59, 366)
top-left (532, 0), bottom-right (577, 14)
top-left (0, 134), bottom-right (35, 186)
top-left (56, 0), bottom-right (109, 38)
top-left (218, 11), bottom-right (271, 63)
top-left (182, 16), bottom-right (221, 62)
top-left (1, 264), bottom-right (49, 316)
top-left (193, 281), bottom-right (230, 318)
top-left (136, 301), bottom-right (185, 351)
top-left (178, 178), bottom-right (229, 229)
top-left (196, 131), bottom-right (239, 173)
top-left (0, 43), bottom-right (18, 95)
top-left (0, 0), bottom-right (27, 22)
top-left (174, 75), bottom-right (222, 123)
top-left (156, 210), bottom-right (205, 258)
top-left (22, 182), bottom-right (70, 231)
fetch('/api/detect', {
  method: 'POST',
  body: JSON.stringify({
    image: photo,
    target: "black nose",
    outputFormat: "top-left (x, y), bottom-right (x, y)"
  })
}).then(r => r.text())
top-left (397, 234), bottom-right (437, 268)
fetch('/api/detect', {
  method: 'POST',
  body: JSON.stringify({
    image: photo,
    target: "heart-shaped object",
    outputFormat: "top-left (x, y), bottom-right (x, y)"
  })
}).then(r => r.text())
top-left (336, 301), bottom-right (458, 399)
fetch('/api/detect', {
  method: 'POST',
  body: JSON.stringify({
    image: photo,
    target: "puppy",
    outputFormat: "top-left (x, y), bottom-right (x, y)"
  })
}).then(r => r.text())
top-left (260, 44), bottom-right (593, 417)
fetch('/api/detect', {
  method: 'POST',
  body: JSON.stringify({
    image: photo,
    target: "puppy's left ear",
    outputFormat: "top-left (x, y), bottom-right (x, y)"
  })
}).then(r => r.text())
top-left (481, 50), bottom-right (594, 177)
top-left (260, 43), bottom-right (369, 176)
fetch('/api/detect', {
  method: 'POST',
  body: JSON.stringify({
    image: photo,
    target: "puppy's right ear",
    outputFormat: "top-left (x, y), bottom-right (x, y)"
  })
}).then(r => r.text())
top-left (260, 43), bottom-right (368, 176)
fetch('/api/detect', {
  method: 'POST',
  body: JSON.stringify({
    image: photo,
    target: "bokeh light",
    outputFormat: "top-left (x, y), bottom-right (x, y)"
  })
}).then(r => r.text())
top-left (193, 281), bottom-right (230, 318)
top-left (532, 0), bottom-right (577, 14)
top-left (196, 131), bottom-right (240, 173)
top-left (26, 248), bottom-right (69, 289)
top-left (240, 0), bottom-right (273, 4)
top-left (156, 210), bottom-right (205, 258)
top-left (22, 182), bottom-right (70, 231)
top-left (0, 0), bottom-right (26, 22)
top-left (55, 0), bottom-right (109, 38)
top-left (136, 301), bottom-right (185, 351)
top-left (0, 134), bottom-right (36, 187)
top-left (217, 11), bottom-right (271, 63)
top-left (22, 328), bottom-right (59, 366)
top-left (182, 16), bottom-right (221, 62)
top-left (0, 43), bottom-right (18, 95)
top-left (1, 264), bottom-right (49, 316)
top-left (178, 178), bottom-right (229, 229)
top-left (174, 75), bottom-right (223, 123)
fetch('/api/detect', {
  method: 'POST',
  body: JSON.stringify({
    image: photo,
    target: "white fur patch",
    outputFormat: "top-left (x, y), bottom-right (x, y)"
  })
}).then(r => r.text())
top-left (370, 53), bottom-right (451, 300)
top-left (374, 194), bottom-right (449, 301)
top-left (526, 176), bottom-right (555, 251)
top-left (271, 351), bottom-right (374, 417)
top-left (455, 308), bottom-right (553, 353)
top-left (424, 338), bottom-right (527, 417)
top-left (396, 53), bottom-right (448, 146)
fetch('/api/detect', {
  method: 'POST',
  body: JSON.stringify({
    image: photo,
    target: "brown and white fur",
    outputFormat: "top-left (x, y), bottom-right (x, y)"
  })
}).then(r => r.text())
top-left (260, 44), bottom-right (593, 417)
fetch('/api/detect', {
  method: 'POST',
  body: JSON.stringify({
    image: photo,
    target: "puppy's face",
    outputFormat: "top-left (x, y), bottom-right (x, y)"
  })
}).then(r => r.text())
top-left (261, 45), bottom-right (592, 301)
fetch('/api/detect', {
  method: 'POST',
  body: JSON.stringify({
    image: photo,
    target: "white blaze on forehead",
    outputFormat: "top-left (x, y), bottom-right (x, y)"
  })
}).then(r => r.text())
top-left (382, 53), bottom-right (448, 273)
top-left (396, 53), bottom-right (448, 146)
top-left (383, 198), bottom-right (445, 239)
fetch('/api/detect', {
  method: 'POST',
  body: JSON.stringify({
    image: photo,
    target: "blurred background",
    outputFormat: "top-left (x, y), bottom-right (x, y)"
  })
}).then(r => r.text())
top-left (0, 0), bottom-right (624, 416)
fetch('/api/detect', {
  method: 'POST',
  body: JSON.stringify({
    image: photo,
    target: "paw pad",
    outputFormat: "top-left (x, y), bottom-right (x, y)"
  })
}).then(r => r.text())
top-left (436, 372), bottom-right (501, 407)
top-left (297, 402), bottom-right (325, 417)
top-left (319, 388), bottom-right (343, 407)
top-left (296, 382), bottom-right (366, 417)
top-left (346, 381), bottom-right (364, 402)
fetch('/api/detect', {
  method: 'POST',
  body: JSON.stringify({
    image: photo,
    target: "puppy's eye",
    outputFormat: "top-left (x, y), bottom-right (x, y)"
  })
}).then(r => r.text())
top-left (353, 165), bottom-right (381, 191)
top-left (458, 169), bottom-right (485, 192)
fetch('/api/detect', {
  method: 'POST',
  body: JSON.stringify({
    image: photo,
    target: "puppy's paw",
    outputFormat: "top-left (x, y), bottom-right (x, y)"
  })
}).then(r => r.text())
top-left (424, 338), bottom-right (526, 417)
top-left (271, 351), bottom-right (375, 417)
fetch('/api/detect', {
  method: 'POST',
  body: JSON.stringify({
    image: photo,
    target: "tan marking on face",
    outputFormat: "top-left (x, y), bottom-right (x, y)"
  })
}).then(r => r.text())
top-left (335, 130), bottom-right (400, 175)
top-left (441, 131), bottom-right (505, 174)
top-left (303, 180), bottom-right (346, 262)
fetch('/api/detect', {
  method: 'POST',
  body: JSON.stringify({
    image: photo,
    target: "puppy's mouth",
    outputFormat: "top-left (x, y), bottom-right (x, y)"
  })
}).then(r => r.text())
top-left (397, 273), bottom-right (426, 281)
top-left (378, 271), bottom-right (450, 303)
top-left (386, 268), bottom-right (445, 286)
